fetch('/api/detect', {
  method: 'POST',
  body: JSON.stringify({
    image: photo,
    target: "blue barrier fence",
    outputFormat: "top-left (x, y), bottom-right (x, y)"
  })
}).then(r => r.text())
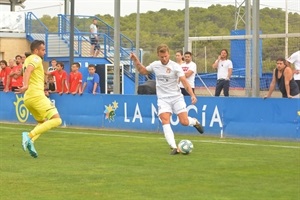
top-left (0, 92), bottom-right (299, 140)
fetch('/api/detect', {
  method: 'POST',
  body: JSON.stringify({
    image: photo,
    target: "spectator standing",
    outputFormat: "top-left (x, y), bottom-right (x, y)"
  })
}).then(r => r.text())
top-left (69, 62), bottom-right (83, 95)
top-left (48, 62), bottom-right (69, 95)
top-left (0, 60), bottom-right (11, 91)
top-left (48, 58), bottom-right (57, 72)
top-left (130, 44), bottom-right (204, 155)
top-left (286, 50), bottom-right (300, 89)
top-left (80, 64), bottom-right (100, 95)
top-left (175, 50), bottom-right (185, 65)
top-left (264, 57), bottom-right (299, 98)
top-left (179, 51), bottom-right (197, 96)
top-left (90, 19), bottom-right (98, 57)
top-left (8, 55), bottom-right (23, 91)
top-left (212, 49), bottom-right (233, 97)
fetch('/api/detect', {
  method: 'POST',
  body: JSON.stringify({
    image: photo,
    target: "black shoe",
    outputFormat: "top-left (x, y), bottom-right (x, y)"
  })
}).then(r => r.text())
top-left (193, 118), bottom-right (204, 134)
top-left (170, 148), bottom-right (179, 155)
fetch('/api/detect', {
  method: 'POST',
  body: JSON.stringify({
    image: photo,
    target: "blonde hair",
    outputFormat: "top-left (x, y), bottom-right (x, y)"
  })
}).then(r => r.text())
top-left (157, 44), bottom-right (170, 54)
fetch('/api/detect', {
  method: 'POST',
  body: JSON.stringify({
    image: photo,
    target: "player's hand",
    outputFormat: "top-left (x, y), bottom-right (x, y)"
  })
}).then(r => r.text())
top-left (14, 86), bottom-right (28, 94)
top-left (191, 95), bottom-right (197, 104)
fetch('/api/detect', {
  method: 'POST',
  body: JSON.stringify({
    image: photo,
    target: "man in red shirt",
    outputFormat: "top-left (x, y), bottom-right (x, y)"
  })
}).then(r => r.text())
top-left (0, 60), bottom-right (11, 91)
top-left (8, 55), bottom-right (23, 91)
top-left (69, 62), bottom-right (82, 94)
top-left (47, 62), bottom-right (69, 95)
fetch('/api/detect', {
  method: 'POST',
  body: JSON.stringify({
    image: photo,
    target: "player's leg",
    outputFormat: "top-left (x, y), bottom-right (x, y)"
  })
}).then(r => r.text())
top-left (158, 99), bottom-right (178, 154)
top-left (28, 96), bottom-right (62, 140)
top-left (175, 97), bottom-right (204, 134)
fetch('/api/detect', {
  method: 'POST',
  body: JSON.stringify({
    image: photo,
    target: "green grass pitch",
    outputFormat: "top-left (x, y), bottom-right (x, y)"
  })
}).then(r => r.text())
top-left (0, 123), bottom-right (299, 200)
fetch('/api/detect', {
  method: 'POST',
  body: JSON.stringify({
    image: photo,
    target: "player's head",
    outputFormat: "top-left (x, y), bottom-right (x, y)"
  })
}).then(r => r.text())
top-left (184, 51), bottom-right (193, 63)
top-left (157, 44), bottom-right (170, 65)
top-left (30, 40), bottom-right (46, 59)
top-left (71, 62), bottom-right (80, 72)
top-left (175, 50), bottom-right (184, 63)
top-left (276, 57), bottom-right (287, 70)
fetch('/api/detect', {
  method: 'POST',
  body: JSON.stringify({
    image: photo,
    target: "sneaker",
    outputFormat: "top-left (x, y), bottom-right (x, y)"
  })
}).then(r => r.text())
top-left (27, 140), bottom-right (38, 158)
top-left (22, 132), bottom-right (30, 151)
top-left (193, 118), bottom-right (204, 134)
top-left (170, 148), bottom-right (179, 155)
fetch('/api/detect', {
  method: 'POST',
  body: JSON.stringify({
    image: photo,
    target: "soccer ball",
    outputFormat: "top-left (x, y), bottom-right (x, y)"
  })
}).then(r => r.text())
top-left (178, 140), bottom-right (193, 154)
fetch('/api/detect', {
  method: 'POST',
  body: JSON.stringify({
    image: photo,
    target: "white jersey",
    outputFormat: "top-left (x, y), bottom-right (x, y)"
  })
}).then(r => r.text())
top-left (216, 59), bottom-right (233, 80)
top-left (287, 50), bottom-right (300, 80)
top-left (146, 60), bottom-right (184, 99)
top-left (90, 24), bottom-right (97, 38)
top-left (178, 61), bottom-right (196, 88)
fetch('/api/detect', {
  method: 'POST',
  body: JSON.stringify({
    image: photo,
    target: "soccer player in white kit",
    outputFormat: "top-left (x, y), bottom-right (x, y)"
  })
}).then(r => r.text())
top-left (130, 44), bottom-right (204, 155)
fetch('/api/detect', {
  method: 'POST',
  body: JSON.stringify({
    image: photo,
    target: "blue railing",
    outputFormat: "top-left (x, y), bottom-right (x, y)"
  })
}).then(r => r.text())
top-left (25, 12), bottom-right (49, 58)
top-left (25, 12), bottom-right (146, 83)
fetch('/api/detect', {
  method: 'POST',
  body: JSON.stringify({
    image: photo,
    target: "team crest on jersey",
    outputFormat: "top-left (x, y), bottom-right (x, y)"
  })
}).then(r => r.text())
top-left (30, 56), bottom-right (39, 64)
top-left (166, 67), bottom-right (171, 73)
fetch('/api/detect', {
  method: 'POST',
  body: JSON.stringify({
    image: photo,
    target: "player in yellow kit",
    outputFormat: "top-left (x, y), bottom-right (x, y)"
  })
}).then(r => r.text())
top-left (16, 40), bottom-right (62, 158)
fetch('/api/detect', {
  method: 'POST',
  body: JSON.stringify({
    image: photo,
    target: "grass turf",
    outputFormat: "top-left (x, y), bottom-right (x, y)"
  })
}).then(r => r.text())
top-left (0, 123), bottom-right (299, 200)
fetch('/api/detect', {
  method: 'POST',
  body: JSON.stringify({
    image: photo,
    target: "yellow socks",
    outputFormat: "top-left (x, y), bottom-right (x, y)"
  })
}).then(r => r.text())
top-left (29, 118), bottom-right (62, 142)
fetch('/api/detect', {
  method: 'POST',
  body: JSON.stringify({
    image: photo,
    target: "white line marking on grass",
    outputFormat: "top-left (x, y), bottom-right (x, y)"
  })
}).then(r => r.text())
top-left (1, 125), bottom-right (300, 149)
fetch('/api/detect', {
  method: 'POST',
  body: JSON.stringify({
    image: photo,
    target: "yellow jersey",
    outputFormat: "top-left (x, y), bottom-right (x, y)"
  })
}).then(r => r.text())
top-left (23, 54), bottom-right (45, 98)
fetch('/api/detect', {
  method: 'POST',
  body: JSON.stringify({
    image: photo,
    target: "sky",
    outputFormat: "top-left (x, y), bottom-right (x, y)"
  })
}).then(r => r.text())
top-left (0, 0), bottom-right (299, 17)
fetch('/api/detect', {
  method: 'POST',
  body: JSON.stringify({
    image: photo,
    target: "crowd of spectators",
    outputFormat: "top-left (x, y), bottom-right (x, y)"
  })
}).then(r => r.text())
top-left (0, 56), bottom-right (101, 96)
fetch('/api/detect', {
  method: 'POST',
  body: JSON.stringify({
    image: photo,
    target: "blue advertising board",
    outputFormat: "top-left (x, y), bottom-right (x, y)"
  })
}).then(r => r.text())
top-left (0, 92), bottom-right (299, 140)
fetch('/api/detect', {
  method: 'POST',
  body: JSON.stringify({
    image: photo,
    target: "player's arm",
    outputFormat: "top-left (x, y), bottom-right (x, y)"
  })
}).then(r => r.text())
top-left (93, 83), bottom-right (98, 95)
top-left (264, 69), bottom-right (276, 98)
top-left (184, 70), bottom-right (194, 78)
top-left (284, 67), bottom-right (293, 98)
top-left (179, 75), bottom-right (197, 104)
top-left (130, 53), bottom-right (149, 75)
top-left (15, 65), bottom-right (34, 94)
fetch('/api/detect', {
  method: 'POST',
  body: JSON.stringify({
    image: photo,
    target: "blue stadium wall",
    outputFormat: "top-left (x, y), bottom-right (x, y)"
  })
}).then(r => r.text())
top-left (0, 92), bottom-right (299, 140)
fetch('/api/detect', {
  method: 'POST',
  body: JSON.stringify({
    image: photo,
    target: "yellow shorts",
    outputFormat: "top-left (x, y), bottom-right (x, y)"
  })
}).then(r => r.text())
top-left (24, 94), bottom-right (59, 122)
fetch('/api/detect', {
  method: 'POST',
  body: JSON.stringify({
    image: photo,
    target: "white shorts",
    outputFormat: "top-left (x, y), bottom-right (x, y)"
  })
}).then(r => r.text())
top-left (157, 96), bottom-right (187, 116)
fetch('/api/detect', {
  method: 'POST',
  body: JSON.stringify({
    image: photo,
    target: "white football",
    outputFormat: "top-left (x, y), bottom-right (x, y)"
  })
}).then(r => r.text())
top-left (178, 140), bottom-right (194, 154)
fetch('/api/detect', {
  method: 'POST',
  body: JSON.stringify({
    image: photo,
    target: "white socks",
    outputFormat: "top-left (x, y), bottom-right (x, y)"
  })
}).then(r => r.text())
top-left (188, 117), bottom-right (197, 126)
top-left (162, 124), bottom-right (177, 148)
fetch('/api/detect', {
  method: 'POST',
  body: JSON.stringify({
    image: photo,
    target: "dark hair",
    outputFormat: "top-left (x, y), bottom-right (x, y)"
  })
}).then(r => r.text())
top-left (72, 62), bottom-right (81, 68)
top-left (276, 57), bottom-right (287, 66)
top-left (57, 61), bottom-right (65, 69)
top-left (30, 40), bottom-right (45, 52)
top-left (15, 55), bottom-right (22, 60)
top-left (88, 64), bottom-right (96, 69)
top-left (0, 60), bottom-right (8, 66)
top-left (184, 51), bottom-right (192, 56)
top-left (25, 52), bottom-right (31, 57)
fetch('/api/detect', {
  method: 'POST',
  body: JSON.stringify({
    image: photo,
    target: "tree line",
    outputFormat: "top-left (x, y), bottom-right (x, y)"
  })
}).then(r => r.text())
top-left (38, 4), bottom-right (300, 73)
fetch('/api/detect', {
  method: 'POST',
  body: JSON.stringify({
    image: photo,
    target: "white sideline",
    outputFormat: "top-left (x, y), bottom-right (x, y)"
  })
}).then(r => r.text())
top-left (1, 125), bottom-right (299, 149)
